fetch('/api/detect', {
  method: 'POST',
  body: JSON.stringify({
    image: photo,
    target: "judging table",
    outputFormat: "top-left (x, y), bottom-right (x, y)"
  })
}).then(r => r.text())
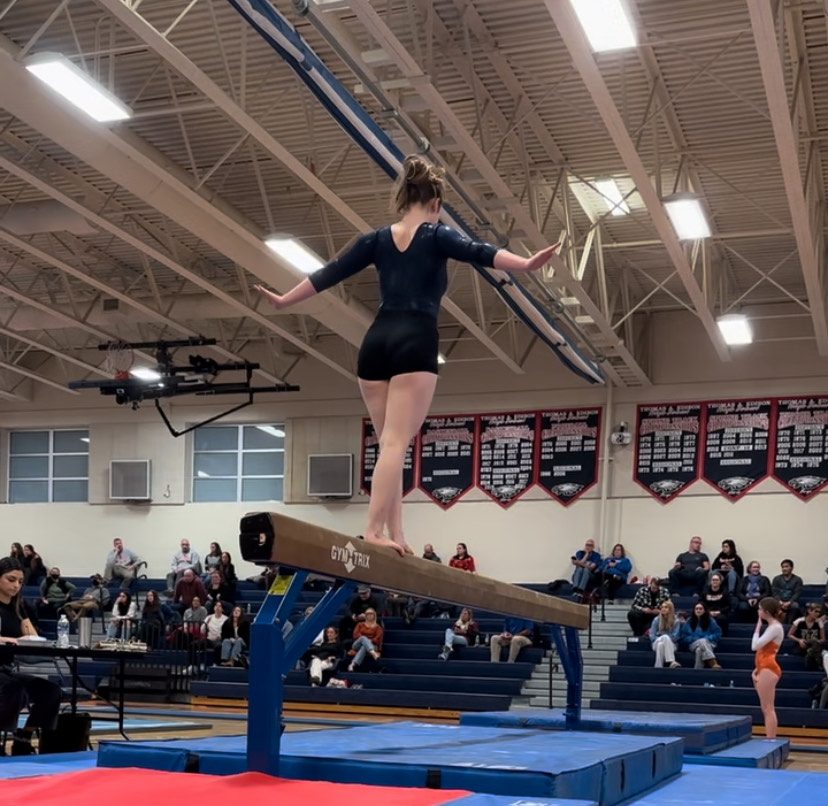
top-left (0, 641), bottom-right (147, 738)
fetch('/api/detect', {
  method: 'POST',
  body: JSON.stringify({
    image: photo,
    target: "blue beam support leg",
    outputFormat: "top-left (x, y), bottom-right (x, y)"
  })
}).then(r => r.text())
top-left (549, 624), bottom-right (583, 729)
top-left (247, 619), bottom-right (284, 775)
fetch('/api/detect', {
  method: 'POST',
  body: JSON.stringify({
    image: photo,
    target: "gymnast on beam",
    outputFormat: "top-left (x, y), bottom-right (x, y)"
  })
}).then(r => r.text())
top-left (255, 155), bottom-right (561, 556)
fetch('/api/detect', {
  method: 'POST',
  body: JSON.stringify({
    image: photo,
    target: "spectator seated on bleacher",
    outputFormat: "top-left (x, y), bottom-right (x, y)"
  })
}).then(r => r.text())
top-left (737, 561), bottom-right (772, 622)
top-left (650, 601), bottom-right (682, 669)
top-left (667, 536), bottom-right (709, 595)
top-left (37, 568), bottom-right (75, 619)
top-left (339, 585), bottom-right (382, 638)
top-left (383, 590), bottom-right (409, 618)
top-left (202, 542), bottom-right (222, 583)
top-left (348, 608), bottom-right (383, 672)
top-left (173, 569), bottom-right (207, 613)
top-left (596, 544), bottom-right (631, 602)
top-left (490, 617), bottom-right (534, 663)
top-left (787, 602), bottom-right (826, 670)
top-left (204, 571), bottom-right (235, 613)
top-left (136, 590), bottom-right (167, 648)
top-left (771, 559), bottom-right (804, 624)
top-left (106, 591), bottom-right (137, 641)
top-left (449, 543), bottom-right (476, 573)
top-left (63, 575), bottom-right (110, 622)
top-left (627, 577), bottom-right (671, 637)
top-left (165, 539), bottom-right (202, 593)
top-left (439, 607), bottom-right (479, 661)
top-left (170, 596), bottom-right (207, 649)
top-left (307, 626), bottom-right (343, 686)
top-left (700, 572), bottom-right (731, 636)
top-left (201, 600), bottom-right (228, 647)
top-left (680, 602), bottom-right (722, 669)
top-left (710, 539), bottom-right (743, 594)
top-left (103, 537), bottom-right (142, 591)
top-left (569, 539), bottom-right (601, 595)
top-left (422, 544), bottom-right (441, 563)
top-left (21, 545), bottom-right (46, 587)
top-left (219, 552), bottom-right (237, 589)
top-left (220, 606), bottom-right (250, 667)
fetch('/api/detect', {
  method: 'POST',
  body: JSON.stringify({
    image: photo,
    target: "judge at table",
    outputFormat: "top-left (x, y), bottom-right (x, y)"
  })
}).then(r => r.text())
top-left (0, 556), bottom-right (62, 756)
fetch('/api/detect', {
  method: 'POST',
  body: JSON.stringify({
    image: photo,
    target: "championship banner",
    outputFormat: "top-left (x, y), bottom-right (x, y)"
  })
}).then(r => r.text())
top-left (772, 397), bottom-right (828, 500)
top-left (417, 414), bottom-right (476, 508)
top-left (476, 412), bottom-right (537, 507)
top-left (360, 419), bottom-right (416, 497)
top-left (702, 399), bottom-right (771, 500)
top-left (635, 403), bottom-right (702, 502)
top-left (537, 408), bottom-right (602, 505)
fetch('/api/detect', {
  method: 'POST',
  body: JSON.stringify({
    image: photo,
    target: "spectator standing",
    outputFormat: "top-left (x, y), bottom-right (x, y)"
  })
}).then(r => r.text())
top-left (22, 545), bottom-right (46, 586)
top-left (651, 601), bottom-right (683, 668)
top-left (667, 536), bottom-right (710, 594)
top-left (103, 537), bottom-right (141, 590)
top-left (490, 617), bottom-right (534, 663)
top-left (166, 539), bottom-right (202, 592)
top-left (38, 568), bottom-right (75, 618)
top-left (63, 575), bottom-right (110, 621)
top-left (348, 608), bottom-right (384, 671)
top-left (597, 544), bottom-right (631, 601)
top-left (771, 559), bottom-right (804, 624)
top-left (710, 539), bottom-right (744, 594)
top-left (737, 561), bottom-right (772, 621)
top-left (449, 543), bottom-right (476, 573)
top-left (439, 608), bottom-right (479, 660)
top-left (787, 603), bottom-right (826, 670)
top-left (681, 602), bottom-right (722, 669)
top-left (307, 626), bottom-right (343, 686)
top-left (627, 578), bottom-right (671, 637)
top-left (106, 591), bottom-right (137, 640)
top-left (570, 539), bottom-right (601, 594)
top-left (173, 568), bottom-right (207, 613)
top-left (700, 573), bottom-right (732, 636)
top-left (220, 606), bottom-right (250, 666)
top-left (422, 544), bottom-right (441, 563)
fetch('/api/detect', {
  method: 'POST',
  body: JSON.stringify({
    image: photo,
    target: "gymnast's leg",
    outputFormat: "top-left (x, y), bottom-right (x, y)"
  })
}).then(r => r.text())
top-left (363, 371), bottom-right (438, 552)
top-left (754, 669), bottom-right (779, 739)
top-left (358, 378), bottom-right (409, 553)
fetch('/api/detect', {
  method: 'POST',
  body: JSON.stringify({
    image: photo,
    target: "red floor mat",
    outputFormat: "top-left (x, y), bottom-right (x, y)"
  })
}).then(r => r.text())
top-left (2, 767), bottom-right (471, 806)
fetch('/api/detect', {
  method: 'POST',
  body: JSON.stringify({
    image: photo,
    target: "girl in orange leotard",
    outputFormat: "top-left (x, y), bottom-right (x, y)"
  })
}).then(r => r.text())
top-left (751, 597), bottom-right (784, 739)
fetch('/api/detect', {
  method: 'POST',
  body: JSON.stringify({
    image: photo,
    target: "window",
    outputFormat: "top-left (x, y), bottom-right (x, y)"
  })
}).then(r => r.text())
top-left (192, 424), bottom-right (285, 502)
top-left (8, 429), bottom-right (89, 503)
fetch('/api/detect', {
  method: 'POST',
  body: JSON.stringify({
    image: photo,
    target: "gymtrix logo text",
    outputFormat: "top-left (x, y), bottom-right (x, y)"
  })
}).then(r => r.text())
top-left (331, 541), bottom-right (371, 575)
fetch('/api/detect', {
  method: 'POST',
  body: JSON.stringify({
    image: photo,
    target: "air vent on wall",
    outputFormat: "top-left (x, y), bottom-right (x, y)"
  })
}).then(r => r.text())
top-left (110, 459), bottom-right (151, 500)
top-left (307, 454), bottom-right (353, 498)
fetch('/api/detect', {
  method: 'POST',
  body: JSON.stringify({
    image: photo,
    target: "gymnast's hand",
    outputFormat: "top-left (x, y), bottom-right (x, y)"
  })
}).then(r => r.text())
top-left (254, 284), bottom-right (287, 309)
top-left (524, 240), bottom-right (564, 273)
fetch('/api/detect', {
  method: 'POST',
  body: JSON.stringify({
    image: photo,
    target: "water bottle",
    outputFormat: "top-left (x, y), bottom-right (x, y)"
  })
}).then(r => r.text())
top-left (729, 680), bottom-right (734, 688)
top-left (57, 614), bottom-right (70, 648)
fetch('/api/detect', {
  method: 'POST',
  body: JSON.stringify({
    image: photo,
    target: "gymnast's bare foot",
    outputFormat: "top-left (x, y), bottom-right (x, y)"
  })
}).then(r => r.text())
top-left (364, 533), bottom-right (406, 556)
top-left (393, 538), bottom-right (415, 555)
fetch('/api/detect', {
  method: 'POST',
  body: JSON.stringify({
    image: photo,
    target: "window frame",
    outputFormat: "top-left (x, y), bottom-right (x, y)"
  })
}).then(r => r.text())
top-left (7, 428), bottom-right (90, 504)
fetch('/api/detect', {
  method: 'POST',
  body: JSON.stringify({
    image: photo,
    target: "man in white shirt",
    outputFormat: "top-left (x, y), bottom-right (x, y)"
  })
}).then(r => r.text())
top-left (165, 538), bottom-right (202, 592)
top-left (103, 538), bottom-right (142, 590)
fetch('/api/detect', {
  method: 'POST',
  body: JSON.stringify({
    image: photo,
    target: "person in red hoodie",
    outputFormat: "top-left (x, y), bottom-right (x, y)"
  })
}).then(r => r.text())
top-left (348, 608), bottom-right (384, 671)
top-left (449, 542), bottom-right (476, 573)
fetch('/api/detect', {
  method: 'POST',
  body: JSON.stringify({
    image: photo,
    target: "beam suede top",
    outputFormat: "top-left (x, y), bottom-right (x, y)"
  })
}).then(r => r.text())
top-left (308, 222), bottom-right (499, 319)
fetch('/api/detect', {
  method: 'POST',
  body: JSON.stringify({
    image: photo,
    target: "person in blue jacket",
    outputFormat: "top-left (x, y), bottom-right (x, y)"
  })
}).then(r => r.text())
top-left (597, 543), bottom-right (632, 601)
top-left (570, 538), bottom-right (602, 594)
top-left (681, 601), bottom-right (722, 669)
top-left (256, 155), bottom-right (561, 557)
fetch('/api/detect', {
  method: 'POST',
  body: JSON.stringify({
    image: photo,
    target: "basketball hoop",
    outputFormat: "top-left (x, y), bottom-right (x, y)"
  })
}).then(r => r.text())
top-left (103, 341), bottom-right (135, 379)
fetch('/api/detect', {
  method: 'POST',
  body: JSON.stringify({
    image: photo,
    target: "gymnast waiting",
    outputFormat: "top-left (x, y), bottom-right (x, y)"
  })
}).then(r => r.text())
top-left (256, 155), bottom-right (561, 555)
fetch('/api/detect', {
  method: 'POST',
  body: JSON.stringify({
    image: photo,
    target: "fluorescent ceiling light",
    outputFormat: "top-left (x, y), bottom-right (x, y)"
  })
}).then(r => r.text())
top-left (717, 314), bottom-right (753, 346)
top-left (130, 366), bottom-right (162, 381)
top-left (559, 297), bottom-right (580, 306)
top-left (256, 425), bottom-right (285, 438)
top-left (25, 52), bottom-right (131, 122)
top-left (197, 470), bottom-right (210, 478)
top-left (664, 196), bottom-right (711, 240)
top-left (437, 353), bottom-right (446, 365)
top-left (570, 0), bottom-right (636, 52)
top-left (595, 179), bottom-right (630, 216)
top-left (265, 237), bottom-right (324, 274)
top-left (80, 437), bottom-right (90, 444)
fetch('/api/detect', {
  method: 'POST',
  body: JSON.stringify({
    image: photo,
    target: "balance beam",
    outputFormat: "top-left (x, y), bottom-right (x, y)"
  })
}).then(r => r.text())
top-left (239, 512), bottom-right (588, 629)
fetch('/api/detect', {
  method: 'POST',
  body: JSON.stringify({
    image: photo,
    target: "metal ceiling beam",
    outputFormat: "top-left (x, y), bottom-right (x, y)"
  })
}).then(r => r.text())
top-left (0, 357), bottom-right (80, 394)
top-left (92, 0), bottom-right (525, 376)
top-left (0, 324), bottom-right (108, 376)
top-left (544, 0), bottom-right (731, 363)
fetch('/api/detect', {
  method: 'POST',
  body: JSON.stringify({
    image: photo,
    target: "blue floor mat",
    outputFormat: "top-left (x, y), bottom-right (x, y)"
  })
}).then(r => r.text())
top-left (682, 739), bottom-right (789, 769)
top-left (16, 716), bottom-right (207, 735)
top-left (0, 751), bottom-right (97, 779)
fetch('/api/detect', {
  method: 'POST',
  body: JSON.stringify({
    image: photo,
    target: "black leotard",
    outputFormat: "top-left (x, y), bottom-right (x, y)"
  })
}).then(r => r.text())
top-left (308, 223), bottom-right (499, 319)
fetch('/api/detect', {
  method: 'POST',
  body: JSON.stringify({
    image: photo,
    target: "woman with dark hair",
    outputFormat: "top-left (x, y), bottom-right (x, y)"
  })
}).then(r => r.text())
top-left (711, 539), bottom-right (744, 593)
top-left (9, 543), bottom-right (23, 561)
top-left (597, 544), bottom-right (632, 602)
top-left (0, 557), bottom-right (62, 755)
top-left (307, 626), bottom-right (343, 686)
top-left (256, 155), bottom-right (560, 556)
top-left (700, 572), bottom-right (732, 636)
top-left (220, 606), bottom-right (250, 667)
top-left (681, 602), bottom-right (722, 669)
top-left (449, 542), bottom-right (476, 573)
top-left (106, 591), bottom-right (137, 640)
top-left (137, 590), bottom-right (166, 648)
top-left (752, 597), bottom-right (784, 739)
top-left (219, 551), bottom-right (237, 585)
top-left (22, 544), bottom-right (46, 586)
top-left (203, 542), bottom-right (222, 581)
